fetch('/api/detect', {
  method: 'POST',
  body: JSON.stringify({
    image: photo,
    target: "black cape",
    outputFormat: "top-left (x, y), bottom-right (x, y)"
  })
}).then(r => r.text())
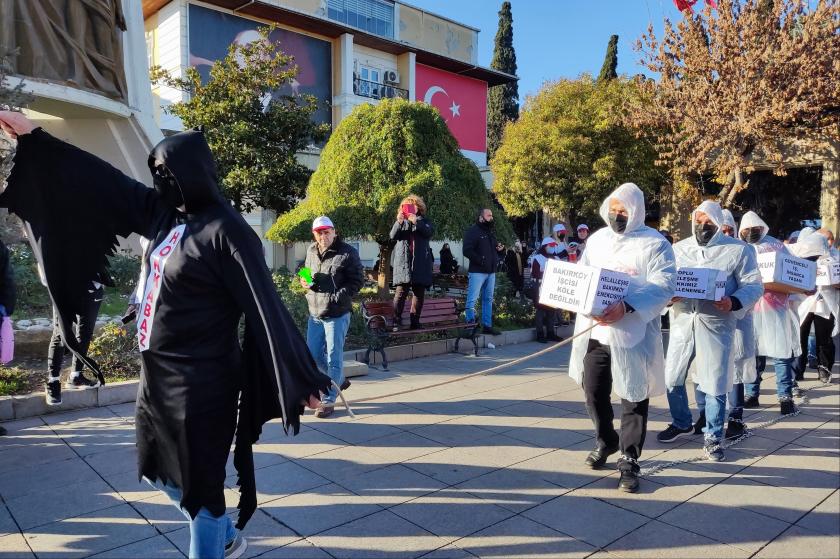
top-left (0, 128), bottom-right (332, 528)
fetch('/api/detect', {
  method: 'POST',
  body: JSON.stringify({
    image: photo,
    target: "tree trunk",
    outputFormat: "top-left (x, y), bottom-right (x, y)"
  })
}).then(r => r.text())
top-left (718, 166), bottom-right (749, 207)
top-left (376, 243), bottom-right (392, 298)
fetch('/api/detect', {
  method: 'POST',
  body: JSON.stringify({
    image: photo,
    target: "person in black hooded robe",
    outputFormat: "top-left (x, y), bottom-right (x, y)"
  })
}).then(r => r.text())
top-left (0, 111), bottom-right (332, 558)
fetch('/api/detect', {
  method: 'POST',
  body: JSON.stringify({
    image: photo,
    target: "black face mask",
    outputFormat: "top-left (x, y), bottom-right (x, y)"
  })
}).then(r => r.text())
top-left (805, 255), bottom-right (820, 262)
top-left (608, 212), bottom-right (628, 234)
top-left (694, 223), bottom-right (718, 246)
top-left (557, 234), bottom-right (566, 241)
top-left (153, 165), bottom-right (185, 209)
top-left (740, 229), bottom-right (763, 244)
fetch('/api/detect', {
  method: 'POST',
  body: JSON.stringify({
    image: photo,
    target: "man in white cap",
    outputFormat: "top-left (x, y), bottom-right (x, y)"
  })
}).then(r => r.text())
top-left (552, 223), bottom-right (569, 254)
top-left (658, 201), bottom-right (763, 461)
top-left (568, 183), bottom-right (676, 493)
top-left (739, 211), bottom-right (800, 414)
top-left (301, 216), bottom-right (364, 418)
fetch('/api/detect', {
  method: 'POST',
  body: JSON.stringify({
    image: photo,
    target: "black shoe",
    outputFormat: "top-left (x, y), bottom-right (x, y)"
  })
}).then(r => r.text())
top-left (585, 445), bottom-right (619, 469)
top-left (617, 457), bottom-right (640, 493)
top-left (0, 425), bottom-right (6, 436)
top-left (340, 378), bottom-right (351, 391)
top-left (794, 369), bottom-right (805, 381)
top-left (45, 380), bottom-right (62, 406)
top-left (66, 373), bottom-right (100, 389)
top-left (704, 440), bottom-right (725, 462)
top-left (657, 424), bottom-right (693, 443)
top-left (818, 365), bottom-right (832, 384)
top-left (547, 334), bottom-right (563, 342)
top-left (536, 336), bottom-right (548, 344)
top-left (780, 399), bottom-right (797, 416)
top-left (409, 318), bottom-right (421, 330)
top-left (792, 381), bottom-right (803, 398)
top-left (743, 396), bottom-right (760, 409)
top-left (724, 418), bottom-right (745, 440)
top-left (692, 411), bottom-right (706, 435)
top-left (482, 326), bottom-right (502, 336)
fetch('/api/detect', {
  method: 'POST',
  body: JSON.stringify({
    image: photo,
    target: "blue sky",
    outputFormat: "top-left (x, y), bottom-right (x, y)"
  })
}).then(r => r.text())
top-left (404, 0), bottom-right (691, 101)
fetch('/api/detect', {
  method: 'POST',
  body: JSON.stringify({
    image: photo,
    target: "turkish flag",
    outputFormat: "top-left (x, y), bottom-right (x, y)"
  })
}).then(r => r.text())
top-left (415, 64), bottom-right (487, 154)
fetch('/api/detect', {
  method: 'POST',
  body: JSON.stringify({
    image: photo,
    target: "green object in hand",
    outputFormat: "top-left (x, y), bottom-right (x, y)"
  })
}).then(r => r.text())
top-left (298, 267), bottom-right (313, 285)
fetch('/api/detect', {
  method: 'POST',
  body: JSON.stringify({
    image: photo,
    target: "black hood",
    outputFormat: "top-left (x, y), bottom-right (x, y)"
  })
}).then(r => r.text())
top-left (147, 128), bottom-right (223, 212)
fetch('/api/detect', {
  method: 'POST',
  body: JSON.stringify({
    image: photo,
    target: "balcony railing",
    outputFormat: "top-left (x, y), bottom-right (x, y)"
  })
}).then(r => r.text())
top-left (353, 77), bottom-right (408, 100)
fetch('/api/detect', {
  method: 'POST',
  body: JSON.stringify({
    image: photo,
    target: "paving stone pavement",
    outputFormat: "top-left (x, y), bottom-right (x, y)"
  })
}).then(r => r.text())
top-left (0, 340), bottom-right (838, 558)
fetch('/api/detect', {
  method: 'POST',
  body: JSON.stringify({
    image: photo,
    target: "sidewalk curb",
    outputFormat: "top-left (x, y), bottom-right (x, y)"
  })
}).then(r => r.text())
top-left (0, 327), bottom-right (542, 421)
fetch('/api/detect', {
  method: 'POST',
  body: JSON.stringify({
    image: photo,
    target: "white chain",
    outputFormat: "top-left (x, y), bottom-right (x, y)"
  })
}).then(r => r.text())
top-left (639, 381), bottom-right (825, 477)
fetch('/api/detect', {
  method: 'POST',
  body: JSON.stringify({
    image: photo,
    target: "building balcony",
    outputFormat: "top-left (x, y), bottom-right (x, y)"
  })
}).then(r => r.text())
top-left (353, 77), bottom-right (408, 100)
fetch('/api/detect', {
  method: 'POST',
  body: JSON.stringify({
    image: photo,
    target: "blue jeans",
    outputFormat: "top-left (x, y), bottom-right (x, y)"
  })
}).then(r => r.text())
top-left (465, 272), bottom-right (495, 327)
top-left (145, 478), bottom-right (236, 559)
top-left (745, 356), bottom-right (795, 400)
top-left (306, 312), bottom-right (350, 404)
top-left (694, 388), bottom-right (727, 442)
top-left (729, 383), bottom-right (744, 421)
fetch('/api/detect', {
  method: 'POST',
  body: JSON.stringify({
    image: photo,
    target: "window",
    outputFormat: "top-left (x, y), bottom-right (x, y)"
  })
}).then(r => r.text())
top-left (327, 0), bottom-right (394, 38)
top-left (357, 65), bottom-right (380, 97)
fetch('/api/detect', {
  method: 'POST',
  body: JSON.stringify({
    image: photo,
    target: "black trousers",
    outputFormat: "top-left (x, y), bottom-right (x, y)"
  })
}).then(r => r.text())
top-left (47, 285), bottom-right (104, 379)
top-left (534, 304), bottom-right (556, 339)
top-left (797, 312), bottom-right (835, 377)
top-left (393, 283), bottom-right (425, 327)
top-left (582, 340), bottom-right (649, 466)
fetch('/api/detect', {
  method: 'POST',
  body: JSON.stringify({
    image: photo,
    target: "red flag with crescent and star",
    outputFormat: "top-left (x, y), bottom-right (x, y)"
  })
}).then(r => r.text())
top-left (415, 64), bottom-right (487, 155)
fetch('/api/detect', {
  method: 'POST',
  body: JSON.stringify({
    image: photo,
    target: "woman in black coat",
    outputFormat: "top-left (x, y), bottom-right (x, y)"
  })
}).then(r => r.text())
top-left (390, 194), bottom-right (434, 329)
top-left (439, 243), bottom-right (458, 274)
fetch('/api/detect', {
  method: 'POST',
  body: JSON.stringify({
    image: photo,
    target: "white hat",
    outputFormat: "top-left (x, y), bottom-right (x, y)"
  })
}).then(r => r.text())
top-left (552, 223), bottom-right (567, 233)
top-left (540, 236), bottom-right (556, 247)
top-left (577, 224), bottom-right (589, 231)
top-left (312, 216), bottom-right (334, 231)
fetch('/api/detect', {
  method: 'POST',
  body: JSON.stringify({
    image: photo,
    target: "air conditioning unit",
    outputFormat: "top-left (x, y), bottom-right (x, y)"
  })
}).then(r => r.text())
top-left (384, 70), bottom-right (400, 84)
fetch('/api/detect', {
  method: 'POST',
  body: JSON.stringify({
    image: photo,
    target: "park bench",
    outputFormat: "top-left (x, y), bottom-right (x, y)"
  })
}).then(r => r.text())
top-left (432, 273), bottom-right (469, 297)
top-left (361, 296), bottom-right (478, 369)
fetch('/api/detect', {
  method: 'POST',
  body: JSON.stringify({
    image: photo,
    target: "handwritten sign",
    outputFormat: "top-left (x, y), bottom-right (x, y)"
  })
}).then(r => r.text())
top-left (757, 251), bottom-right (816, 294)
top-left (675, 268), bottom-right (727, 301)
top-left (538, 260), bottom-right (631, 316)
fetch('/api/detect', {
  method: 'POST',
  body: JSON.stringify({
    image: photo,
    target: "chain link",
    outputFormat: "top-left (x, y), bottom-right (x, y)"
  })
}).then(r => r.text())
top-left (639, 381), bottom-right (825, 477)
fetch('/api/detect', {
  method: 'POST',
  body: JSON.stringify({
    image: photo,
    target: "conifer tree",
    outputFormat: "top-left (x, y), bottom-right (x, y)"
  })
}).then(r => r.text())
top-left (597, 35), bottom-right (619, 82)
top-left (486, 1), bottom-right (519, 161)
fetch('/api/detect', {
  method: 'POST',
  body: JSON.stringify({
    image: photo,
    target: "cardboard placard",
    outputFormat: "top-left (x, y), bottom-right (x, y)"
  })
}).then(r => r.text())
top-left (757, 251), bottom-right (816, 294)
top-left (674, 268), bottom-right (727, 301)
top-left (538, 259), bottom-right (631, 316)
top-left (816, 260), bottom-right (840, 287)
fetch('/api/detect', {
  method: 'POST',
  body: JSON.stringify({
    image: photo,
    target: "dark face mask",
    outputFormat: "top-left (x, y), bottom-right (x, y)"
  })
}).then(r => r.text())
top-left (694, 223), bottom-right (718, 246)
top-left (153, 165), bottom-right (185, 209)
top-left (608, 212), bottom-right (628, 234)
top-left (740, 228), bottom-right (763, 244)
top-left (557, 234), bottom-right (566, 241)
top-left (805, 255), bottom-right (820, 262)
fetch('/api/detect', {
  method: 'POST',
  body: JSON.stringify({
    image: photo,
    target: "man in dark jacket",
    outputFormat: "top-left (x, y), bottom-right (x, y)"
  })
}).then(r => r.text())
top-left (463, 208), bottom-right (505, 335)
top-left (302, 216), bottom-right (364, 418)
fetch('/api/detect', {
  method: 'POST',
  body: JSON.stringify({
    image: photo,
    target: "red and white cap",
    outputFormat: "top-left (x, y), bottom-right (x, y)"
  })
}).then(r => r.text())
top-left (552, 223), bottom-right (567, 233)
top-left (577, 224), bottom-right (589, 231)
top-left (312, 216), bottom-right (334, 231)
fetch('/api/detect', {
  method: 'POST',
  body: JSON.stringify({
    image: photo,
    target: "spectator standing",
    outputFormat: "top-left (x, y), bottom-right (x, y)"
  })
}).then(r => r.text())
top-left (574, 224), bottom-right (589, 255)
top-left (303, 216), bottom-right (364, 418)
top-left (439, 243), bottom-right (458, 274)
top-left (504, 240), bottom-right (527, 295)
top-left (531, 237), bottom-right (562, 343)
top-left (0, 239), bottom-right (15, 437)
top-left (44, 270), bottom-right (112, 405)
top-left (390, 195), bottom-right (434, 330)
top-left (552, 223), bottom-right (569, 254)
top-left (463, 208), bottom-right (505, 335)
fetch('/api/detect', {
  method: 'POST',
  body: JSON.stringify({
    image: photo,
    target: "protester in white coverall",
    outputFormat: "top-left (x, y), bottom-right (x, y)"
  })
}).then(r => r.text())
top-left (790, 232), bottom-right (837, 384)
top-left (569, 182), bottom-right (676, 493)
top-left (658, 202), bottom-right (763, 461)
top-left (739, 211), bottom-right (801, 414)
top-left (718, 209), bottom-right (760, 435)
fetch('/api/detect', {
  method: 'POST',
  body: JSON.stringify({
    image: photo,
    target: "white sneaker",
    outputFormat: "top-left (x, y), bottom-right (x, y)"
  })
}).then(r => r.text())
top-left (224, 534), bottom-right (247, 559)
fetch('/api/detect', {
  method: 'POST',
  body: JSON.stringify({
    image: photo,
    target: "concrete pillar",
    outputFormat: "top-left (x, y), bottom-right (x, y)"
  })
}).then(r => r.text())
top-left (397, 51), bottom-right (416, 100)
top-left (820, 160), bottom-right (840, 236)
top-left (332, 33), bottom-right (355, 123)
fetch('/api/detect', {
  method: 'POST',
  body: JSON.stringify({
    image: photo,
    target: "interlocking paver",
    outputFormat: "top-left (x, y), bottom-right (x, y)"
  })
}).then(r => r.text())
top-left (0, 342), bottom-right (836, 558)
